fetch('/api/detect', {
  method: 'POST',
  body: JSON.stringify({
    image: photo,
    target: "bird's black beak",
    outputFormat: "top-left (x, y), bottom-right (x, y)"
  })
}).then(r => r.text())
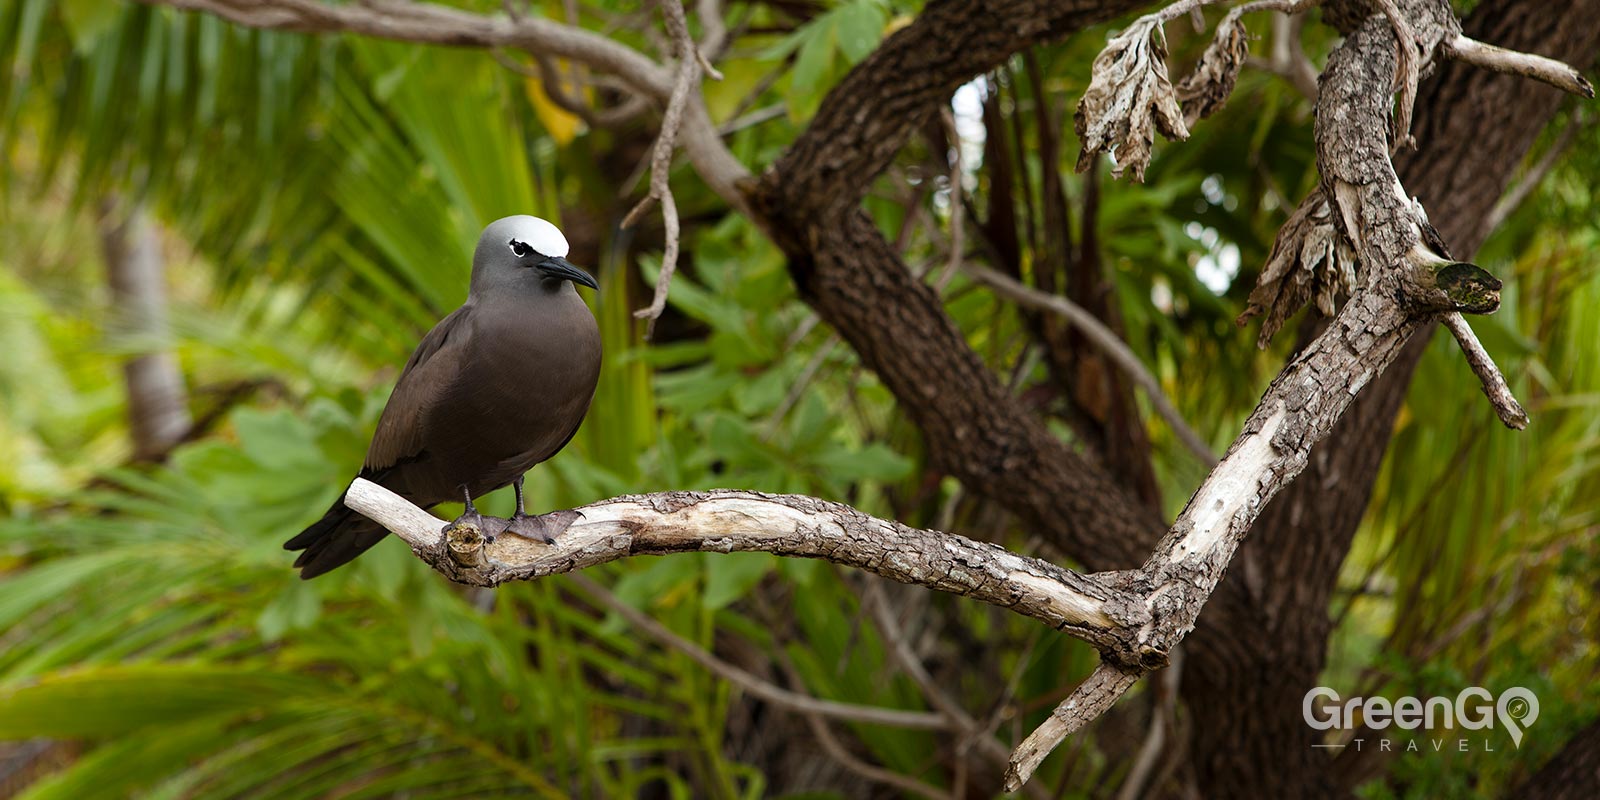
top-left (538, 256), bottom-right (599, 290)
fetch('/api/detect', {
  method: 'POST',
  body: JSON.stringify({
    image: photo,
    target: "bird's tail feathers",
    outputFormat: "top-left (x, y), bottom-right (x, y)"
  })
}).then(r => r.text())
top-left (284, 493), bottom-right (388, 579)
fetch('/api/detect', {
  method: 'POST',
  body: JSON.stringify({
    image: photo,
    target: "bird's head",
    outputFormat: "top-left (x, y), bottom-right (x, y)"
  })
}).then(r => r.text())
top-left (472, 215), bottom-right (598, 294)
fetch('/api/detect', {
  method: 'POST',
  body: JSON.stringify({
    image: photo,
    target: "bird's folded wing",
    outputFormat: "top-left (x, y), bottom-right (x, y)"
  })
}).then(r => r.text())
top-left (364, 305), bottom-right (474, 472)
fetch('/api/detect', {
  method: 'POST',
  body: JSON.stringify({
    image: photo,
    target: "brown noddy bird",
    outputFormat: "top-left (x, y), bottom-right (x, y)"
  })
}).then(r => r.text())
top-left (285, 215), bottom-right (602, 578)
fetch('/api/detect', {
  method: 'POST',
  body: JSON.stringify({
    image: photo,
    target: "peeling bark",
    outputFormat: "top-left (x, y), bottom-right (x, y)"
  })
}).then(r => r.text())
top-left (1182, 1), bottom-right (1600, 796)
top-left (343, 479), bottom-right (1163, 666)
top-left (751, 0), bottom-right (1166, 577)
top-left (109, 0), bottom-right (1600, 795)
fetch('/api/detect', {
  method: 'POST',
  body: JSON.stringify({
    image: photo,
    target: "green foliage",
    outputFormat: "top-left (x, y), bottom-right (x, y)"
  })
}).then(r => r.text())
top-left (763, 0), bottom-right (890, 120)
top-left (1, 5), bottom-right (945, 794)
top-left (1330, 111), bottom-right (1600, 799)
top-left (0, 1), bottom-right (1595, 797)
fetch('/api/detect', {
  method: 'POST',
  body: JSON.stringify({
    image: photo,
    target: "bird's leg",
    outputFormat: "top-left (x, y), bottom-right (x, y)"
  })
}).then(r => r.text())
top-left (443, 485), bottom-right (507, 543)
top-left (504, 474), bottom-right (581, 544)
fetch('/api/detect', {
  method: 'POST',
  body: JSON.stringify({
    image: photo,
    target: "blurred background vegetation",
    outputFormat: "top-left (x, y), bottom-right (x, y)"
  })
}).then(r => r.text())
top-left (0, 0), bottom-right (1595, 797)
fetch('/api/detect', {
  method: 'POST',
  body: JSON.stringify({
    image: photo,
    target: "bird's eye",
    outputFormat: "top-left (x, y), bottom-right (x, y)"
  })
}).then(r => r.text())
top-left (509, 239), bottom-right (531, 258)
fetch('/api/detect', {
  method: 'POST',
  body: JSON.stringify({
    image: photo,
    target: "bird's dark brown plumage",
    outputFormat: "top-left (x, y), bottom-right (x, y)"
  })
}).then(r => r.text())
top-left (286, 216), bottom-right (601, 578)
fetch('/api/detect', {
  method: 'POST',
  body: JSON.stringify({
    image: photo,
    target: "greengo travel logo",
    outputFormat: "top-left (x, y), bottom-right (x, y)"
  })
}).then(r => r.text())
top-left (1303, 686), bottom-right (1539, 753)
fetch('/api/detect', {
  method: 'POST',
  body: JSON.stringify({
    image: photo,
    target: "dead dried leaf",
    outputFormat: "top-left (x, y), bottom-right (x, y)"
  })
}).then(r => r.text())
top-left (1075, 17), bottom-right (1189, 182)
top-left (1177, 15), bottom-right (1250, 125)
top-left (1238, 191), bottom-right (1360, 347)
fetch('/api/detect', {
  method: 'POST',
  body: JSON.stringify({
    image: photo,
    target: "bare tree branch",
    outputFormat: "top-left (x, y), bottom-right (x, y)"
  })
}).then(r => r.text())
top-left (1484, 111), bottom-right (1585, 232)
top-left (342, 478), bottom-right (1159, 665)
top-left (1445, 34), bottom-right (1596, 98)
top-left (1005, 661), bottom-right (1142, 790)
top-left (132, 0), bottom-right (753, 212)
top-left (962, 263), bottom-right (1218, 466)
top-left (564, 574), bottom-right (951, 730)
top-left (695, 0), bottom-right (728, 60)
top-left (1001, 0), bottom-right (1577, 785)
top-left (622, 0), bottom-right (720, 336)
top-left (137, 0), bottom-right (671, 96)
top-left (859, 581), bottom-right (1050, 798)
top-left (487, 50), bottom-right (649, 128)
top-left (773, 653), bottom-right (956, 800)
top-left (1441, 313), bottom-right (1529, 429)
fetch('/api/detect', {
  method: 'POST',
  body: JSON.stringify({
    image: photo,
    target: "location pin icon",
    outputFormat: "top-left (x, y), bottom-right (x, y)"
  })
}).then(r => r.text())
top-left (1497, 688), bottom-right (1539, 749)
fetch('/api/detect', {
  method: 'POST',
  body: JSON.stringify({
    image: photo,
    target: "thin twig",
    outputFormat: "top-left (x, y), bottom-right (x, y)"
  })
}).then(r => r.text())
top-left (717, 103), bottom-right (786, 135)
top-left (492, 49), bottom-right (650, 128)
top-left (132, 0), bottom-right (753, 209)
top-left (1373, 0), bottom-right (1424, 150)
top-left (863, 583), bottom-right (980, 725)
top-left (764, 333), bottom-right (840, 437)
top-left (773, 650), bottom-right (956, 800)
top-left (625, 0), bottom-right (710, 338)
top-left (566, 573), bottom-right (954, 730)
top-left (1234, 0), bottom-right (1317, 18)
top-left (1005, 662), bottom-right (1143, 791)
top-left (1148, 0), bottom-right (1229, 25)
top-left (962, 264), bottom-right (1218, 465)
top-left (1114, 646), bottom-right (1183, 800)
top-left (1444, 34), bottom-right (1596, 98)
top-left (1441, 313), bottom-right (1529, 429)
top-left (1484, 112), bottom-right (1584, 233)
top-left (695, 0), bottom-right (728, 59)
top-left (860, 583), bottom-right (1051, 800)
top-left (932, 107), bottom-right (966, 293)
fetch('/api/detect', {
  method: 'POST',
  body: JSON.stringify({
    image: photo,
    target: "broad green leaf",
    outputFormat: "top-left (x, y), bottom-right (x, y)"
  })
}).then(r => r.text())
top-left (788, 20), bottom-right (837, 114)
top-left (611, 556), bottom-right (701, 614)
top-left (834, 1), bottom-right (887, 64)
top-left (702, 552), bottom-right (775, 610)
top-left (256, 578), bottom-right (323, 641)
top-left (0, 666), bottom-right (321, 738)
top-left (810, 442), bottom-right (913, 483)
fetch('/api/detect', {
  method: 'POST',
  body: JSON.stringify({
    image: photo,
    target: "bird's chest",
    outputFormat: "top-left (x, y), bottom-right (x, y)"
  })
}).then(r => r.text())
top-left (439, 295), bottom-right (600, 455)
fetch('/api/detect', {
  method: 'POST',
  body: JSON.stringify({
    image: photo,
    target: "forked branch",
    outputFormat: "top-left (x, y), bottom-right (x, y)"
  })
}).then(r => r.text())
top-left (1005, 0), bottom-right (1586, 787)
top-left (132, 0), bottom-right (1587, 792)
top-left (342, 478), bottom-right (1162, 667)
top-left (625, 0), bottom-right (722, 337)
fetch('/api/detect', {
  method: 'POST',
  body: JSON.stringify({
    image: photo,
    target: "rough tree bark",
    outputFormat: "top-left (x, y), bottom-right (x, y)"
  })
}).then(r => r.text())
top-left (1514, 717), bottom-right (1600, 800)
top-left (341, 479), bottom-right (1162, 662)
top-left (749, 0), bottom-right (1168, 574)
top-left (116, 0), bottom-right (1595, 795)
top-left (1181, 2), bottom-right (1600, 796)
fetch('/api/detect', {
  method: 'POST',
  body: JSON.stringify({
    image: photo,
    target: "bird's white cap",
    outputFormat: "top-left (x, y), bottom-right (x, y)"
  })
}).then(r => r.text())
top-left (500, 215), bottom-right (570, 258)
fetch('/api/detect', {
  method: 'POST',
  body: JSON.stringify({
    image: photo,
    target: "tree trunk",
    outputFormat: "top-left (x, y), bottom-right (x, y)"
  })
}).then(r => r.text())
top-left (1513, 718), bottom-right (1600, 800)
top-left (98, 200), bottom-right (191, 461)
top-left (1178, 1), bottom-right (1600, 796)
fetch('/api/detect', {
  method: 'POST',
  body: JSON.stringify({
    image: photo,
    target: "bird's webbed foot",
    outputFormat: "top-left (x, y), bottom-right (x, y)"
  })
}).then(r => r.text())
top-left (442, 509), bottom-right (511, 544)
top-left (504, 509), bottom-right (584, 544)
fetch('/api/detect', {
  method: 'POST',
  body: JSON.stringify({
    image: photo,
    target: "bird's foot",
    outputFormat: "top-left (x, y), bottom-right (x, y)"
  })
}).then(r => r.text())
top-left (504, 510), bottom-right (584, 544)
top-left (442, 510), bottom-right (511, 544)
